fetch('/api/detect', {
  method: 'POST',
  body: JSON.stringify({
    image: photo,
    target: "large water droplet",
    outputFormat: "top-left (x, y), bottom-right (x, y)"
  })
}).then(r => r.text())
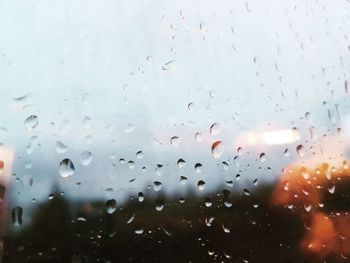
top-left (80, 151), bottom-right (93, 166)
top-left (211, 141), bottom-right (224, 159)
top-left (24, 115), bottom-right (39, 130)
top-left (106, 199), bottom-right (117, 214)
top-left (59, 159), bottom-right (75, 178)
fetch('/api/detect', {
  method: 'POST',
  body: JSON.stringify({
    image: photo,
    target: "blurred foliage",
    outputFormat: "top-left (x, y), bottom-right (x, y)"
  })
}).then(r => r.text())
top-left (3, 184), bottom-right (343, 262)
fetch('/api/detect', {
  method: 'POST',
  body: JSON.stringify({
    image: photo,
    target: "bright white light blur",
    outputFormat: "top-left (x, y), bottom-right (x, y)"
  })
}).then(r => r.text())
top-left (246, 129), bottom-right (300, 146)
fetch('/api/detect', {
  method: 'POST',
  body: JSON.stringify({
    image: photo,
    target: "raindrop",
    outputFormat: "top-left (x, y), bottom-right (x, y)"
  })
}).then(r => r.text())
top-left (83, 116), bottom-right (92, 129)
top-left (180, 176), bottom-right (188, 185)
top-left (177, 158), bottom-right (186, 168)
top-left (138, 192), bottom-right (144, 202)
top-left (305, 112), bottom-right (311, 120)
top-left (156, 164), bottom-right (164, 176)
top-left (296, 144), bottom-right (305, 157)
top-left (134, 227), bottom-right (144, 235)
top-left (225, 180), bottom-right (233, 187)
top-left (59, 159), bottom-right (75, 178)
top-left (283, 148), bottom-right (289, 157)
top-left (136, 151), bottom-right (144, 159)
top-left (12, 207), bottom-right (23, 226)
top-left (195, 163), bottom-right (203, 173)
top-left (198, 180), bottom-right (206, 191)
top-left (24, 115), bottom-right (39, 130)
top-left (237, 147), bottom-right (243, 155)
top-left (188, 102), bottom-right (195, 111)
top-left (328, 185), bottom-right (335, 194)
top-left (210, 123), bottom-right (222, 136)
top-left (222, 223), bottom-right (231, 233)
top-left (155, 199), bottom-right (164, 211)
top-left (55, 141), bottom-right (68, 154)
top-left (205, 197), bottom-right (212, 207)
top-left (128, 161), bottom-right (135, 169)
top-left (106, 199), bottom-right (117, 214)
top-left (80, 151), bottom-right (93, 166)
top-left (243, 189), bottom-right (250, 196)
top-left (259, 153), bottom-right (266, 162)
top-left (304, 204), bottom-right (312, 212)
top-left (162, 60), bottom-right (175, 71)
top-left (153, 181), bottom-right (162, 192)
top-left (170, 136), bottom-right (180, 146)
top-left (211, 141), bottom-right (224, 159)
top-left (124, 124), bottom-right (135, 134)
top-left (195, 132), bottom-right (203, 142)
top-left (126, 213), bottom-right (135, 224)
top-left (205, 217), bottom-right (214, 227)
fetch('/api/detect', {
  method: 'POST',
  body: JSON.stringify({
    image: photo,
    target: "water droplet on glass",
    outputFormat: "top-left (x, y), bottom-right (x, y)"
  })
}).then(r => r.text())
top-left (195, 163), bottom-right (203, 173)
top-left (259, 153), bottom-right (266, 162)
top-left (205, 197), bottom-right (212, 207)
top-left (328, 185), bottom-right (335, 194)
top-left (177, 158), bottom-right (186, 168)
top-left (126, 213), bottom-right (135, 224)
top-left (188, 102), bottom-right (195, 111)
top-left (156, 164), bottom-right (164, 176)
top-left (134, 227), bottom-right (144, 235)
top-left (211, 141), bottom-right (224, 159)
top-left (296, 144), bottom-right (305, 157)
top-left (80, 151), bottom-right (93, 166)
top-left (195, 132), bottom-right (203, 142)
top-left (55, 141), bottom-right (68, 154)
top-left (155, 199), bottom-right (164, 211)
top-left (153, 181), bottom-right (162, 192)
top-left (170, 136), bottom-right (180, 146)
top-left (106, 199), bottom-right (117, 214)
top-left (12, 207), bottom-right (23, 226)
top-left (59, 159), bottom-right (75, 178)
top-left (198, 180), bottom-right (206, 191)
top-left (136, 151), bottom-right (144, 159)
top-left (205, 216), bottom-right (214, 227)
top-left (128, 160), bottom-right (135, 169)
top-left (180, 176), bottom-right (187, 185)
top-left (124, 124), bottom-right (135, 134)
top-left (210, 123), bottom-right (222, 136)
top-left (138, 192), bottom-right (144, 202)
top-left (222, 223), bottom-right (231, 233)
top-left (162, 60), bottom-right (175, 71)
top-left (24, 115), bottom-right (39, 130)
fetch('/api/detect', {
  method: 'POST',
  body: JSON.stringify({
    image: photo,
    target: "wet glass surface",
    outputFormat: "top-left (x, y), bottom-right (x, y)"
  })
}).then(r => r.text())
top-left (1, 0), bottom-right (350, 262)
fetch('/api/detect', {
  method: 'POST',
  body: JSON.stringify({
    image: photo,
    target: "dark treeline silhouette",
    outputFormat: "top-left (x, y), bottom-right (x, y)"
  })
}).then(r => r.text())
top-left (2, 184), bottom-right (347, 263)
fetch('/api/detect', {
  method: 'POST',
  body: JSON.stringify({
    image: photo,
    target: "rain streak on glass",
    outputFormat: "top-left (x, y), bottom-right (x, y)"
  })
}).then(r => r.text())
top-left (58, 158), bottom-right (75, 178)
